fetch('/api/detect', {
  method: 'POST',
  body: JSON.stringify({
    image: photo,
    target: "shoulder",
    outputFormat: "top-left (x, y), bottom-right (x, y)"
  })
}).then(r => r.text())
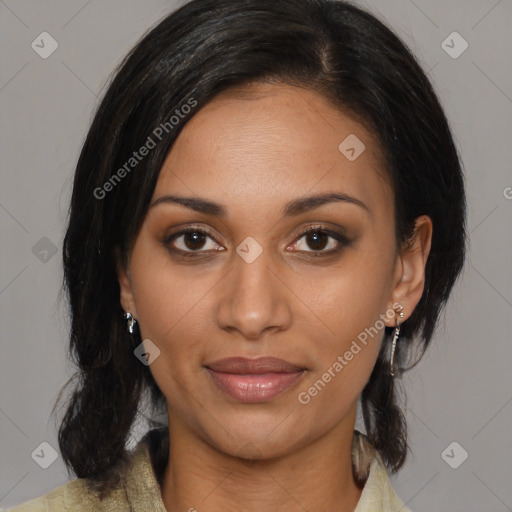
top-left (356, 456), bottom-right (412, 512)
top-left (5, 435), bottom-right (165, 512)
top-left (4, 455), bottom-right (141, 512)
top-left (4, 486), bottom-right (65, 511)
top-left (4, 479), bottom-right (86, 512)
top-left (7, 474), bottom-right (139, 512)
top-left (352, 431), bottom-right (412, 512)
top-left (5, 478), bottom-right (130, 512)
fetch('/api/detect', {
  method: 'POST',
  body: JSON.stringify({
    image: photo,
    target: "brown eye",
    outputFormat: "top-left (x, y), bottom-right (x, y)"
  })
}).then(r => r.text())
top-left (182, 231), bottom-right (208, 250)
top-left (304, 230), bottom-right (329, 251)
top-left (164, 227), bottom-right (222, 256)
top-left (290, 226), bottom-right (349, 255)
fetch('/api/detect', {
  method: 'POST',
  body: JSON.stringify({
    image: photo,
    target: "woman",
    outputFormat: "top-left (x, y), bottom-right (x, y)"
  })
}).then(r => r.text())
top-left (8, 0), bottom-right (466, 510)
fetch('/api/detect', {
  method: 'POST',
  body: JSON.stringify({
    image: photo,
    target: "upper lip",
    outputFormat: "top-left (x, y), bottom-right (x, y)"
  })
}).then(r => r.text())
top-left (205, 356), bottom-right (305, 374)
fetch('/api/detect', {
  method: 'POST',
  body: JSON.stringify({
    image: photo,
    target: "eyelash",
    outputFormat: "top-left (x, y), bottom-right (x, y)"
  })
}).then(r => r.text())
top-left (163, 224), bottom-right (349, 259)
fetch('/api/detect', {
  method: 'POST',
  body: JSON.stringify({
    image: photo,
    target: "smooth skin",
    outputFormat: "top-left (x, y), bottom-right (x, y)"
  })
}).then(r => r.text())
top-left (118, 82), bottom-right (432, 512)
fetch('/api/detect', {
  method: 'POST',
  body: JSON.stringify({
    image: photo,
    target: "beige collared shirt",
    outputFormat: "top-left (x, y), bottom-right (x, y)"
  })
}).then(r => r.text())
top-left (6, 431), bottom-right (411, 511)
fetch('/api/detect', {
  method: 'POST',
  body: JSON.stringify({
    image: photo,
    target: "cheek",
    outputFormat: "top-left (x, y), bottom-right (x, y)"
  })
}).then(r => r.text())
top-left (308, 292), bottom-right (384, 393)
top-left (318, 247), bottom-right (394, 335)
top-left (127, 236), bottom-right (211, 357)
top-left (298, 288), bottom-right (385, 426)
top-left (301, 241), bottom-right (394, 402)
top-left (128, 249), bottom-right (214, 408)
top-left (133, 270), bottom-right (211, 355)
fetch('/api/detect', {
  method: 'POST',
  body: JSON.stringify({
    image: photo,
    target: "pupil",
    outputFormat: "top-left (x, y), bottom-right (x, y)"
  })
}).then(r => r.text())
top-left (307, 231), bottom-right (327, 250)
top-left (185, 231), bottom-right (205, 250)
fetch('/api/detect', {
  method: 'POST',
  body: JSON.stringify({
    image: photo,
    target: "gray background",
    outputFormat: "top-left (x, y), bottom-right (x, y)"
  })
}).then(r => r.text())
top-left (1, 0), bottom-right (511, 510)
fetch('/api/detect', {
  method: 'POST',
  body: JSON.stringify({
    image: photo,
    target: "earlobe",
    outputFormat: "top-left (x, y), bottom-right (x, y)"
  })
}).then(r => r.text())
top-left (387, 215), bottom-right (433, 324)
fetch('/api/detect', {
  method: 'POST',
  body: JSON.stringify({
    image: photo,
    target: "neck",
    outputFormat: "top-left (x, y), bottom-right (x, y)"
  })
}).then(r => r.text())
top-left (160, 411), bottom-right (364, 512)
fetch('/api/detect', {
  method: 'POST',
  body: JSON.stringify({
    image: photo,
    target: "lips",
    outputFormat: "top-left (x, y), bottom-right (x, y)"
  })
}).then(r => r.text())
top-left (205, 357), bottom-right (306, 403)
top-left (205, 356), bottom-right (305, 374)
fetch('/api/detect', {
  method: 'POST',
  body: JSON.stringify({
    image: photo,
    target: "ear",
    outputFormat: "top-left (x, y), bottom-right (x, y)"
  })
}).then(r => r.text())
top-left (385, 215), bottom-right (433, 325)
top-left (115, 248), bottom-right (138, 318)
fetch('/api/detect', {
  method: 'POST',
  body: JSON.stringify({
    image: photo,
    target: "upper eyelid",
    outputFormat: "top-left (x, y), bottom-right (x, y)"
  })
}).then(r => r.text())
top-left (166, 225), bottom-right (219, 242)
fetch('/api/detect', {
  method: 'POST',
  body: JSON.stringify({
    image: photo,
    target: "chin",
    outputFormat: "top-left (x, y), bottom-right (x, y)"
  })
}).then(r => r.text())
top-left (196, 412), bottom-right (312, 461)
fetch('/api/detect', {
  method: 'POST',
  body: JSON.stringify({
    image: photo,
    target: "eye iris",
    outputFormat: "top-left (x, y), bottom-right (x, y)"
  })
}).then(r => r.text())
top-left (307, 231), bottom-right (328, 250)
top-left (178, 230), bottom-right (333, 252)
top-left (184, 231), bottom-right (206, 250)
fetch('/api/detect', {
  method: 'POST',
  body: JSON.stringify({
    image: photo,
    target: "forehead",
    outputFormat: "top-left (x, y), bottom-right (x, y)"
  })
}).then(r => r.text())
top-left (153, 82), bottom-right (391, 217)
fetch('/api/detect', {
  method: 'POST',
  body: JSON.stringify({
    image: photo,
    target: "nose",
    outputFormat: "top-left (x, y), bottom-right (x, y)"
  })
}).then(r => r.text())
top-left (215, 244), bottom-right (292, 341)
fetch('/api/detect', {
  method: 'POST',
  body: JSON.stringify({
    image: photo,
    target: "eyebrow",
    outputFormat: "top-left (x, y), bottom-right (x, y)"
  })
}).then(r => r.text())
top-left (149, 192), bottom-right (369, 217)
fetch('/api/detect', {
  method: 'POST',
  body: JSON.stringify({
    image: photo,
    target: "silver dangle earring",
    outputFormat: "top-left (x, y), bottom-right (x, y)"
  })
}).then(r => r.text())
top-left (390, 304), bottom-right (404, 377)
top-left (124, 312), bottom-right (137, 334)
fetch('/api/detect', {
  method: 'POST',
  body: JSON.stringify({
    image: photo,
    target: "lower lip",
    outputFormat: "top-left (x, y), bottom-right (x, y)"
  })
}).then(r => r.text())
top-left (206, 368), bottom-right (305, 403)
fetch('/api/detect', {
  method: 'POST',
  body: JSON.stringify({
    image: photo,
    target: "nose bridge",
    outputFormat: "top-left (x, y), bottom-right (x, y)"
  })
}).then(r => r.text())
top-left (233, 239), bottom-right (273, 298)
top-left (216, 237), bottom-right (290, 338)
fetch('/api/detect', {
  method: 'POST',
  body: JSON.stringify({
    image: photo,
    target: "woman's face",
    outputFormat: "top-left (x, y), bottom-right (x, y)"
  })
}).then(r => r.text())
top-left (118, 82), bottom-right (429, 459)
